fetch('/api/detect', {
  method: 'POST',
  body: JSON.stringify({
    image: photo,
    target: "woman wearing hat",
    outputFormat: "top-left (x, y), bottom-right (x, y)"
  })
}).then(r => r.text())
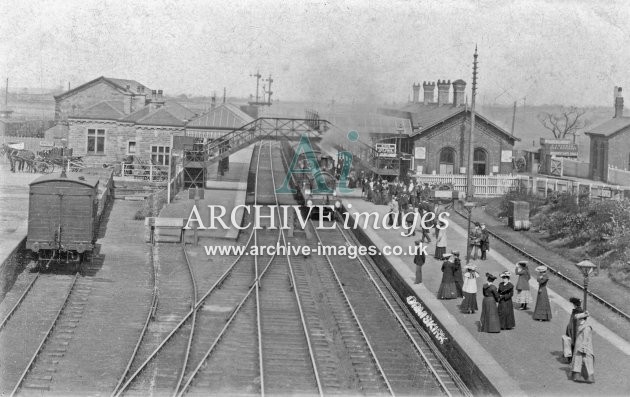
top-left (452, 251), bottom-right (464, 298)
top-left (566, 297), bottom-right (583, 357)
top-left (514, 261), bottom-right (532, 310)
top-left (460, 265), bottom-right (480, 314)
top-left (437, 253), bottom-right (458, 299)
top-left (469, 223), bottom-right (482, 260)
top-left (498, 271), bottom-right (516, 330)
top-left (533, 266), bottom-right (552, 321)
top-left (434, 222), bottom-right (448, 260)
top-left (480, 273), bottom-right (501, 333)
top-left (571, 312), bottom-right (595, 383)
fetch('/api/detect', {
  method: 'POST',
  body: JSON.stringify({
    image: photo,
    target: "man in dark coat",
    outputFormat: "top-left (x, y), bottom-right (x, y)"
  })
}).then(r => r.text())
top-left (452, 251), bottom-right (464, 297)
top-left (414, 240), bottom-right (426, 284)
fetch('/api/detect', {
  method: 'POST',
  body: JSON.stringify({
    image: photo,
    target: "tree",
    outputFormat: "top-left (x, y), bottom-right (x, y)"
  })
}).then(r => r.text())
top-left (537, 106), bottom-right (590, 141)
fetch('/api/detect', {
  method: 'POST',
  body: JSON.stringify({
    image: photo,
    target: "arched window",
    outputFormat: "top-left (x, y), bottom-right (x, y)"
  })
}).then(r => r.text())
top-left (439, 147), bottom-right (456, 174)
top-left (473, 148), bottom-right (487, 175)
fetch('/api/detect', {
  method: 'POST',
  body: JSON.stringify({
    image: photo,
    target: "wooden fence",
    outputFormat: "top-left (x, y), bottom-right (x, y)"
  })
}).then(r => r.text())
top-left (414, 174), bottom-right (526, 197)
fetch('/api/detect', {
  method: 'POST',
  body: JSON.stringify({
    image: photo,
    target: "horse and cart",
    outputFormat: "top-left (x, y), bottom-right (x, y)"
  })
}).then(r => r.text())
top-left (1, 143), bottom-right (84, 174)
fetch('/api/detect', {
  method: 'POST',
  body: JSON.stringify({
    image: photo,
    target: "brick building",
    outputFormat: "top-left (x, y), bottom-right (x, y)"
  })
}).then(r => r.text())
top-left (380, 80), bottom-right (518, 175)
top-left (67, 92), bottom-right (196, 164)
top-left (585, 87), bottom-right (630, 181)
top-left (54, 76), bottom-right (153, 123)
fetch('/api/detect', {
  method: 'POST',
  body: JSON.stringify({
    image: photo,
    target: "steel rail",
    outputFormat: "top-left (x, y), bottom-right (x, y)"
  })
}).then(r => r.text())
top-left (175, 234), bottom-right (278, 396)
top-left (172, 245), bottom-right (199, 396)
top-left (254, 141), bottom-right (265, 397)
top-left (452, 208), bottom-right (630, 321)
top-left (177, 141), bottom-right (293, 396)
top-left (272, 142), bottom-right (324, 397)
top-left (0, 272), bottom-right (39, 331)
top-left (10, 272), bottom-right (80, 397)
top-left (331, 220), bottom-right (469, 397)
top-left (110, 245), bottom-right (159, 396)
top-left (115, 142), bottom-right (266, 397)
top-left (310, 224), bottom-right (395, 396)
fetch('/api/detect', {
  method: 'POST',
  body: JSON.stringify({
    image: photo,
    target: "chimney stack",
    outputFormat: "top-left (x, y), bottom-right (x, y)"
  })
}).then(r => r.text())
top-left (157, 89), bottom-right (163, 100)
top-left (452, 80), bottom-right (466, 107)
top-left (614, 86), bottom-right (624, 118)
top-left (412, 83), bottom-right (421, 103)
top-left (211, 94), bottom-right (217, 110)
top-left (437, 80), bottom-right (451, 106)
top-left (423, 81), bottom-right (435, 105)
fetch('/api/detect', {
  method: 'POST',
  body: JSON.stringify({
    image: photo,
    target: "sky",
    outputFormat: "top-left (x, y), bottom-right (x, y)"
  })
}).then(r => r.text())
top-left (1, 0), bottom-right (630, 106)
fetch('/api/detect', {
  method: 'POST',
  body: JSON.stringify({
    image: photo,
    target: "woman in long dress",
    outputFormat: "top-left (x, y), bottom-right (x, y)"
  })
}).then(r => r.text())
top-left (434, 222), bottom-right (447, 259)
top-left (533, 266), bottom-right (552, 321)
top-left (452, 251), bottom-right (464, 298)
top-left (498, 271), bottom-right (516, 330)
top-left (480, 273), bottom-right (501, 333)
top-left (437, 253), bottom-right (458, 299)
top-left (514, 261), bottom-right (532, 310)
top-left (461, 265), bottom-right (480, 313)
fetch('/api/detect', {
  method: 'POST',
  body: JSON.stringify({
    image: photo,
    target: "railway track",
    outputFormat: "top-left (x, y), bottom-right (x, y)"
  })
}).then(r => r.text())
top-left (4, 272), bottom-right (95, 396)
top-left (451, 207), bottom-right (630, 322)
top-left (275, 143), bottom-right (468, 396)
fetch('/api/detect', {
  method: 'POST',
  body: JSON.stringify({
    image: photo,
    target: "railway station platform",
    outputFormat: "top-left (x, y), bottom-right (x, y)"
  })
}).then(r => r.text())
top-left (339, 192), bottom-right (630, 396)
top-left (159, 145), bottom-right (255, 240)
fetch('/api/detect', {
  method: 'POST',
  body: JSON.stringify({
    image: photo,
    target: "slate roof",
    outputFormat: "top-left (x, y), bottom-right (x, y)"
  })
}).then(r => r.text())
top-left (324, 112), bottom-right (413, 137)
top-left (54, 76), bottom-right (150, 100)
top-left (378, 102), bottom-right (519, 142)
top-left (71, 101), bottom-right (126, 120)
top-left (585, 117), bottom-right (630, 138)
top-left (188, 103), bottom-right (254, 129)
top-left (71, 100), bottom-right (192, 127)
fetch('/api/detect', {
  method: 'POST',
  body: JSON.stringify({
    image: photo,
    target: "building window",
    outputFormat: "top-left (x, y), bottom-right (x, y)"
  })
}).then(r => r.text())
top-left (128, 141), bottom-right (137, 154)
top-left (473, 148), bottom-right (487, 175)
top-left (87, 129), bottom-right (105, 154)
top-left (438, 147), bottom-right (456, 174)
top-left (151, 145), bottom-right (170, 165)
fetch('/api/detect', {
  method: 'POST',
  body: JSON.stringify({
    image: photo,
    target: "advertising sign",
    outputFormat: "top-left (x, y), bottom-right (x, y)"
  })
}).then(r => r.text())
top-left (501, 150), bottom-right (513, 162)
top-left (414, 146), bottom-right (426, 159)
top-left (375, 143), bottom-right (397, 158)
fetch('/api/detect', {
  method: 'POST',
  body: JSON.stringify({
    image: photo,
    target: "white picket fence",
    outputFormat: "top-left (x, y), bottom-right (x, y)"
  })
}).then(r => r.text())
top-left (413, 174), bottom-right (526, 197)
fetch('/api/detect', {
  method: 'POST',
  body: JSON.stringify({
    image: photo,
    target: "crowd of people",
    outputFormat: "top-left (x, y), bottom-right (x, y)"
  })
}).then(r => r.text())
top-left (404, 199), bottom-right (595, 384)
top-left (359, 173), bottom-right (596, 384)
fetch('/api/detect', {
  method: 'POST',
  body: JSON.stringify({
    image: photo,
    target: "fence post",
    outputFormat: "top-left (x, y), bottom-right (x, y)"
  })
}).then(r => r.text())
top-left (544, 178), bottom-right (548, 197)
top-left (589, 184), bottom-right (592, 200)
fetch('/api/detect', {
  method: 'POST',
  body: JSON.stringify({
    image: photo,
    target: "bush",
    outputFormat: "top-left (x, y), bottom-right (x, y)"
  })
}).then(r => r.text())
top-left (133, 189), bottom-right (168, 220)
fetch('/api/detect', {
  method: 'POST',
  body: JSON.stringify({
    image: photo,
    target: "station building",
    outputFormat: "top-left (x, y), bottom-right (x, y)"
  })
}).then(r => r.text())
top-left (67, 91), bottom-right (196, 164)
top-left (585, 87), bottom-right (630, 182)
top-left (380, 80), bottom-right (519, 175)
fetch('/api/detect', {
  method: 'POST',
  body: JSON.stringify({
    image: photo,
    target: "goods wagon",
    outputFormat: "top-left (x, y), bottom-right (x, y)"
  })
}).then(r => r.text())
top-left (26, 171), bottom-right (109, 271)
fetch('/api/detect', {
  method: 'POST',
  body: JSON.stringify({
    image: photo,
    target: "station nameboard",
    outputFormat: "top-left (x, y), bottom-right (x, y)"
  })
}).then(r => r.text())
top-left (375, 143), bottom-right (397, 158)
top-left (547, 143), bottom-right (579, 157)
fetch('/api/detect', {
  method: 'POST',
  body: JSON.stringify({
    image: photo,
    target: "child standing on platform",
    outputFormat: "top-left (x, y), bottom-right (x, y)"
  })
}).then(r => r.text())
top-left (461, 265), bottom-right (480, 314)
top-left (514, 261), bottom-right (532, 310)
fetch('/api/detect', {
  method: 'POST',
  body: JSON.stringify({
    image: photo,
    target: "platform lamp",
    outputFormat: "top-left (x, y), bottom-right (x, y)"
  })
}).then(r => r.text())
top-left (575, 260), bottom-right (597, 311)
top-left (463, 201), bottom-right (477, 264)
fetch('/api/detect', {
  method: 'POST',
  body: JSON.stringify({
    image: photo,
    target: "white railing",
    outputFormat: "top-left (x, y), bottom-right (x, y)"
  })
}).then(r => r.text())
top-left (121, 163), bottom-right (169, 183)
top-left (413, 174), bottom-right (525, 197)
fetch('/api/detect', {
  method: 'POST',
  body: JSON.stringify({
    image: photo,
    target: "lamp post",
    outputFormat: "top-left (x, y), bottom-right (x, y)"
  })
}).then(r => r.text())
top-left (463, 201), bottom-right (477, 264)
top-left (575, 260), bottom-right (597, 311)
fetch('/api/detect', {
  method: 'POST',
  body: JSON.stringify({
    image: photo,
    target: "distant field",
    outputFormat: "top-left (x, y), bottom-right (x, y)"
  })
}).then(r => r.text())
top-left (8, 97), bottom-right (616, 163)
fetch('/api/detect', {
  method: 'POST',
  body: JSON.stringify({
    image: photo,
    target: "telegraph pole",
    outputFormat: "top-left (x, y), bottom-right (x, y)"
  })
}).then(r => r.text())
top-left (466, 46), bottom-right (478, 200)
top-left (250, 70), bottom-right (262, 103)
top-left (264, 74), bottom-right (273, 104)
top-left (511, 101), bottom-right (517, 136)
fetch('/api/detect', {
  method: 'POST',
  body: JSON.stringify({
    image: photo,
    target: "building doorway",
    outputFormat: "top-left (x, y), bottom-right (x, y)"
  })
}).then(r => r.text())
top-left (473, 148), bottom-right (487, 175)
top-left (438, 147), bottom-right (456, 174)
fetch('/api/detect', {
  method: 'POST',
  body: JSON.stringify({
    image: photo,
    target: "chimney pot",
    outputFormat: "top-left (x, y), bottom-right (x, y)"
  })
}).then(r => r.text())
top-left (423, 81), bottom-right (435, 105)
top-left (614, 86), bottom-right (624, 118)
top-left (437, 79), bottom-right (451, 106)
top-left (412, 83), bottom-right (421, 103)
